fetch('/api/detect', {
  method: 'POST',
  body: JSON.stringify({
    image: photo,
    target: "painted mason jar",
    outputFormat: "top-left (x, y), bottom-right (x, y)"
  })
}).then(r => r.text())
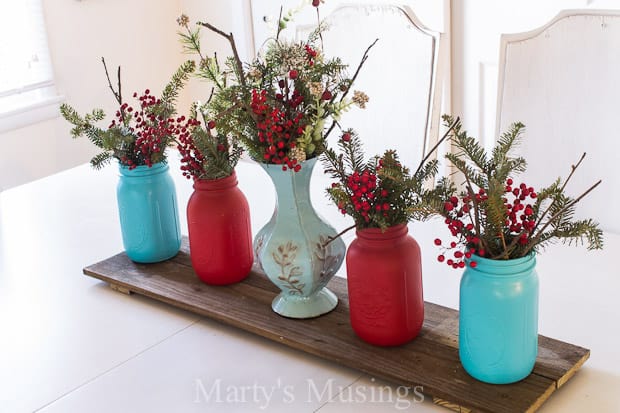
top-left (254, 158), bottom-right (346, 319)
top-left (346, 224), bottom-right (424, 346)
top-left (186, 172), bottom-right (253, 285)
top-left (459, 253), bottom-right (539, 384)
top-left (116, 162), bottom-right (181, 263)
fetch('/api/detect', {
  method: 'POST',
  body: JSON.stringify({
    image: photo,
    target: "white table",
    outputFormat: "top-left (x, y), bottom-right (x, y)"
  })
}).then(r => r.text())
top-left (1, 159), bottom-right (618, 412)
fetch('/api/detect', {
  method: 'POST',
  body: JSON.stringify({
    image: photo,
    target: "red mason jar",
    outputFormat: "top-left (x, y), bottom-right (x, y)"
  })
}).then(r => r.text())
top-left (346, 224), bottom-right (424, 346)
top-left (186, 171), bottom-right (253, 285)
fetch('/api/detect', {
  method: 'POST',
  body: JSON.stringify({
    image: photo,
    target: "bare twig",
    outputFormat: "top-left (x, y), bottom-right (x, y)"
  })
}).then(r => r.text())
top-left (463, 173), bottom-right (488, 255)
top-left (180, 22), bottom-right (224, 91)
top-left (101, 57), bottom-right (122, 105)
top-left (275, 6), bottom-right (284, 41)
top-left (323, 224), bottom-right (356, 247)
top-left (316, 6), bottom-right (323, 50)
top-left (490, 227), bottom-right (527, 260)
top-left (325, 39), bottom-right (378, 139)
top-left (198, 21), bottom-right (247, 88)
top-left (414, 116), bottom-right (459, 177)
top-left (524, 179), bottom-right (602, 255)
top-left (341, 39), bottom-right (378, 103)
top-left (101, 57), bottom-right (129, 126)
top-left (116, 66), bottom-right (122, 105)
top-left (531, 152), bottom-right (587, 235)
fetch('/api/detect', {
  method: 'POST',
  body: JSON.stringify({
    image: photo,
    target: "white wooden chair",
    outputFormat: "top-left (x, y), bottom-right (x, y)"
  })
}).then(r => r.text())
top-left (496, 9), bottom-right (620, 233)
top-left (306, 3), bottom-right (445, 169)
top-left (293, 4), bottom-right (447, 241)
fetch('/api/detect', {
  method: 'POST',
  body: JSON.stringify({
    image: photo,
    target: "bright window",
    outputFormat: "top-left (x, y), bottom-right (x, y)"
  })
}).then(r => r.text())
top-left (0, 0), bottom-right (62, 132)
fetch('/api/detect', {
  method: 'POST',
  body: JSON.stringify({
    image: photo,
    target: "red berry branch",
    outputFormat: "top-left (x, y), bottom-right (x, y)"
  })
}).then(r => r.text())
top-left (434, 178), bottom-right (541, 269)
top-left (177, 4), bottom-right (374, 173)
top-left (60, 58), bottom-right (195, 170)
top-left (322, 118), bottom-right (458, 233)
top-left (432, 115), bottom-right (603, 268)
top-left (175, 105), bottom-right (244, 181)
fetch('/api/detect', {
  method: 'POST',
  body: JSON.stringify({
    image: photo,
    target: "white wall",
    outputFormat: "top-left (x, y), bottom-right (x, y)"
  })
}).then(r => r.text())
top-left (0, 0), bottom-right (257, 191)
top-left (5, 0), bottom-right (617, 190)
top-left (179, 0), bottom-right (255, 108)
top-left (1, 0), bottom-right (186, 190)
top-left (450, 0), bottom-right (619, 147)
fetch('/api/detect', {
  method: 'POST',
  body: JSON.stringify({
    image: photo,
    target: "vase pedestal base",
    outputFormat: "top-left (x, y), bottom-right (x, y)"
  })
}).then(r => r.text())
top-left (272, 287), bottom-right (338, 319)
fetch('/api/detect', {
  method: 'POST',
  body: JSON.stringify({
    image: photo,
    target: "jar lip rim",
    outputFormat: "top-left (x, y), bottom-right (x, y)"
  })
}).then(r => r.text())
top-left (465, 253), bottom-right (537, 278)
top-left (193, 171), bottom-right (238, 189)
top-left (356, 223), bottom-right (408, 239)
top-left (469, 252), bottom-right (536, 266)
top-left (118, 161), bottom-right (168, 176)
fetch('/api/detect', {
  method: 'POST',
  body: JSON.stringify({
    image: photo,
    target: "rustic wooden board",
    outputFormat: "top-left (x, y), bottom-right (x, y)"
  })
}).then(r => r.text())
top-left (84, 238), bottom-right (589, 413)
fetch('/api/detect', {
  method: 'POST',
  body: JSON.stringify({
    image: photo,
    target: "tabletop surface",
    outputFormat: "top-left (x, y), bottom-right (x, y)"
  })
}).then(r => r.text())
top-left (0, 159), bottom-right (618, 413)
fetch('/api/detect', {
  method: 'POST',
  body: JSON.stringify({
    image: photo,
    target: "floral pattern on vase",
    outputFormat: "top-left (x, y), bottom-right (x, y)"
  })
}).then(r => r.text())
top-left (254, 158), bottom-right (345, 318)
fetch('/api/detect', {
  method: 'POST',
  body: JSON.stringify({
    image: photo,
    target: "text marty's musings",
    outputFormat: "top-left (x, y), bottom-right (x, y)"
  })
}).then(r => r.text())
top-left (194, 378), bottom-right (424, 410)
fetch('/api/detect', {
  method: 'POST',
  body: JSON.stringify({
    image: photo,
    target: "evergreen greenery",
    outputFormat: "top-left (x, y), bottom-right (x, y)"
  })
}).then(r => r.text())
top-left (176, 102), bottom-right (244, 180)
top-left (434, 115), bottom-right (603, 264)
top-left (321, 119), bottom-right (459, 231)
top-left (60, 58), bottom-right (195, 169)
top-left (176, 5), bottom-right (375, 171)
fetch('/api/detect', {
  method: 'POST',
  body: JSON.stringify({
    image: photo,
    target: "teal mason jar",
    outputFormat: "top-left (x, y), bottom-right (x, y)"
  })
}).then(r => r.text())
top-left (459, 253), bottom-right (539, 384)
top-left (116, 162), bottom-right (181, 263)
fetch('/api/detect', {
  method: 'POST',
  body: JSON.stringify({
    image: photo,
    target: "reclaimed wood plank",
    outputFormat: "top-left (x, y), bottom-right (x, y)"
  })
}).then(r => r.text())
top-left (84, 241), bottom-right (589, 413)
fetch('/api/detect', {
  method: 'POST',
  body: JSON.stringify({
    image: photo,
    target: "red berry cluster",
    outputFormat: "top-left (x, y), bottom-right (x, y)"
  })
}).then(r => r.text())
top-left (434, 178), bottom-right (539, 269)
top-left (176, 118), bottom-right (206, 180)
top-left (252, 87), bottom-right (305, 172)
top-left (337, 153), bottom-right (392, 223)
top-left (110, 89), bottom-right (186, 169)
top-left (434, 239), bottom-right (479, 269)
top-left (503, 178), bottom-right (538, 246)
top-left (436, 189), bottom-right (485, 269)
top-left (305, 44), bottom-right (318, 67)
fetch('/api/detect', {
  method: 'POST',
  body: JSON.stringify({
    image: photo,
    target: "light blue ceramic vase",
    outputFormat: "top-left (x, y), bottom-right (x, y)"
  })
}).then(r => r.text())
top-left (459, 253), bottom-right (539, 384)
top-left (117, 162), bottom-right (181, 263)
top-left (254, 158), bottom-right (346, 319)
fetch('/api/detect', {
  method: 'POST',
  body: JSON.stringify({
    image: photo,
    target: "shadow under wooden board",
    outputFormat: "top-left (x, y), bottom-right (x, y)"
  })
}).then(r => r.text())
top-left (84, 238), bottom-right (589, 413)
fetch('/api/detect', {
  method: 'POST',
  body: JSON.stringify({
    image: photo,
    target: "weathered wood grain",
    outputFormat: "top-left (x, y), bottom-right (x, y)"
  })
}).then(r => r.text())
top-left (84, 240), bottom-right (589, 413)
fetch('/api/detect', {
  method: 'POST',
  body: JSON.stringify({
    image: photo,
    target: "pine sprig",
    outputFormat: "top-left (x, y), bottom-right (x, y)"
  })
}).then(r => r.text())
top-left (89, 152), bottom-right (113, 170)
top-left (60, 59), bottom-right (193, 170)
top-left (157, 60), bottom-right (196, 115)
top-left (491, 122), bottom-right (526, 176)
top-left (322, 119), bottom-right (459, 231)
top-left (433, 117), bottom-right (603, 267)
top-left (176, 3), bottom-right (374, 171)
top-left (175, 102), bottom-right (243, 180)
